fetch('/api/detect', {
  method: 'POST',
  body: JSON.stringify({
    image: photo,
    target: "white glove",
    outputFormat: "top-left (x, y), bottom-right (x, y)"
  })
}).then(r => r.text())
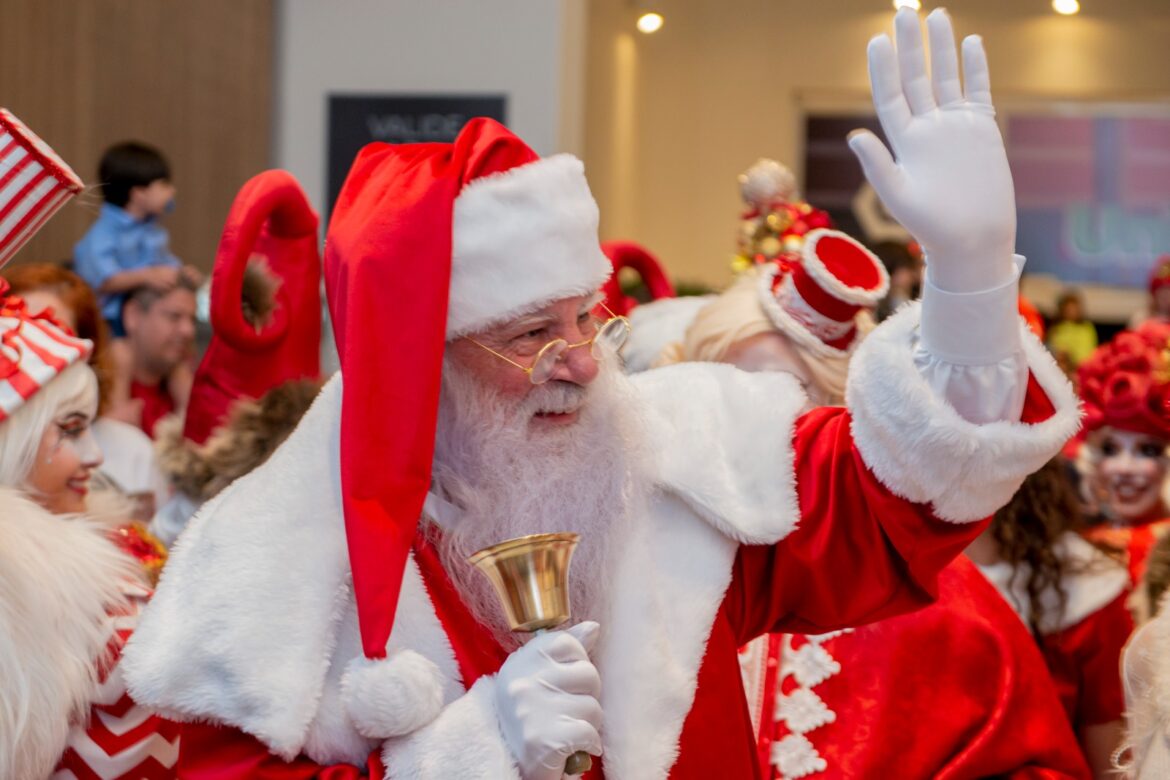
top-left (495, 621), bottom-right (603, 780)
top-left (848, 8), bottom-right (1015, 294)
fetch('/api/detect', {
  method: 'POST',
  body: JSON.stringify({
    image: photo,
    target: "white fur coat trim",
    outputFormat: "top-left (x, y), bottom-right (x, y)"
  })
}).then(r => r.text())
top-left (0, 489), bottom-right (137, 780)
top-left (380, 677), bottom-right (520, 778)
top-left (974, 532), bottom-right (1129, 633)
top-left (845, 302), bottom-right (1081, 523)
top-left (448, 154), bottom-right (612, 338)
top-left (122, 375), bottom-right (464, 763)
top-left (630, 362), bottom-right (806, 545)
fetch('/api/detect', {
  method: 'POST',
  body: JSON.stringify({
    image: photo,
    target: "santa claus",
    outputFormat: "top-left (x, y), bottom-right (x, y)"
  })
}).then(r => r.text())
top-left (124, 10), bottom-right (1079, 779)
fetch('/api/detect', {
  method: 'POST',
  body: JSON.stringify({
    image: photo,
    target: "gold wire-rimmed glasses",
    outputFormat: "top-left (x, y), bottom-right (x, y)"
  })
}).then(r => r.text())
top-left (466, 302), bottom-right (631, 385)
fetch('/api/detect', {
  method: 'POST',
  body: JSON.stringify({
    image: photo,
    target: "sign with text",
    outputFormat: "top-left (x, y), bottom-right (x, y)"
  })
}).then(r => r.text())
top-left (327, 94), bottom-right (507, 215)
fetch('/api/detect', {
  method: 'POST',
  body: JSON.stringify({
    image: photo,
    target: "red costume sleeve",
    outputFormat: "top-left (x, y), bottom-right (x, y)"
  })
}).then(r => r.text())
top-left (726, 375), bottom-right (1056, 642)
top-left (176, 723), bottom-right (384, 780)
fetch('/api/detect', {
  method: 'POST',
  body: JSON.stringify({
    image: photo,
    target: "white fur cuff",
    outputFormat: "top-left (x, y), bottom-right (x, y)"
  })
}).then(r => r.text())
top-left (846, 302), bottom-right (1080, 523)
top-left (381, 676), bottom-right (521, 779)
top-left (341, 651), bottom-right (445, 739)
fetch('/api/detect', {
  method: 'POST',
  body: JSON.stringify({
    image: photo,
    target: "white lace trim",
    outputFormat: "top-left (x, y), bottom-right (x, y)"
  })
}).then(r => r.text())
top-left (775, 686), bottom-right (835, 733)
top-left (773, 733), bottom-right (828, 779)
top-left (787, 640), bottom-right (840, 688)
top-left (772, 630), bottom-right (850, 779)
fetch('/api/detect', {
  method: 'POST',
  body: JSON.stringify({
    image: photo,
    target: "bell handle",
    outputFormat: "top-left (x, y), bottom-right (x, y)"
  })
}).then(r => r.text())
top-left (530, 628), bottom-right (595, 776)
top-left (564, 750), bottom-right (593, 775)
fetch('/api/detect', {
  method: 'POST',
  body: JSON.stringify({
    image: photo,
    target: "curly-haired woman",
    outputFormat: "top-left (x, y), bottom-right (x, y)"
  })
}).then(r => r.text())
top-left (969, 458), bottom-right (1132, 777)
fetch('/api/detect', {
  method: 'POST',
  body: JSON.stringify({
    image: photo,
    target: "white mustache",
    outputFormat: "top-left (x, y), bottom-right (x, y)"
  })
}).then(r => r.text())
top-left (524, 381), bottom-right (588, 416)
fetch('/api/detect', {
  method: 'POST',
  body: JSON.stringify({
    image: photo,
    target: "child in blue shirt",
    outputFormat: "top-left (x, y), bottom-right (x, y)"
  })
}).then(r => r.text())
top-left (74, 142), bottom-right (202, 334)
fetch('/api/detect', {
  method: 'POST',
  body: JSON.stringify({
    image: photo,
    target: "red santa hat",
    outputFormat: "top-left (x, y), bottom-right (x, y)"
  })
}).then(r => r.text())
top-left (0, 109), bottom-right (83, 268)
top-left (1077, 320), bottom-right (1170, 440)
top-left (756, 228), bottom-right (889, 358)
top-left (601, 240), bottom-right (676, 316)
top-left (182, 170), bottom-right (322, 445)
top-left (0, 283), bottom-right (92, 422)
top-left (324, 118), bottom-right (611, 663)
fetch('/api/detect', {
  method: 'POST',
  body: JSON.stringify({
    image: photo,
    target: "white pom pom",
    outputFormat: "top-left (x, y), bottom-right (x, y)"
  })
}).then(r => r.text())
top-left (340, 650), bottom-right (445, 739)
top-left (739, 158), bottom-right (798, 209)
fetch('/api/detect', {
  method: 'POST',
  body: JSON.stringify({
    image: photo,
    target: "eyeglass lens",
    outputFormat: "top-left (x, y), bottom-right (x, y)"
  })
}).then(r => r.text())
top-left (530, 339), bottom-right (568, 384)
top-left (590, 317), bottom-right (631, 359)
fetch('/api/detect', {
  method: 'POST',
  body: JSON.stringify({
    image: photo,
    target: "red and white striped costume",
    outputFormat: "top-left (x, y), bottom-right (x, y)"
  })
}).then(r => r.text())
top-left (0, 108), bottom-right (83, 267)
top-left (54, 579), bottom-right (181, 779)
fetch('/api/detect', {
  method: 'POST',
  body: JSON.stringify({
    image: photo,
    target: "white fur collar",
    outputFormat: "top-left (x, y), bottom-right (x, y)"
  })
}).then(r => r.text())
top-left (630, 362), bottom-right (805, 545)
top-left (0, 489), bottom-right (137, 780)
top-left (123, 375), bottom-right (463, 763)
top-left (974, 532), bottom-right (1129, 633)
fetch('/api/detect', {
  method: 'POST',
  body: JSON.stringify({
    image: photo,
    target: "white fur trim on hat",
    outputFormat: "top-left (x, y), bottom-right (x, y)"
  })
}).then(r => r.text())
top-left (448, 154), bottom-right (612, 338)
top-left (341, 650), bottom-right (445, 739)
top-left (845, 302), bottom-right (1081, 523)
top-left (799, 229), bottom-right (890, 307)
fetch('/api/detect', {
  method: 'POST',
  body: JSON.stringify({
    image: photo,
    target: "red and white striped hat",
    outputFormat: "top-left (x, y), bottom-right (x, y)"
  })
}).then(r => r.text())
top-left (0, 283), bottom-right (92, 422)
top-left (757, 228), bottom-right (889, 358)
top-left (0, 108), bottom-right (84, 268)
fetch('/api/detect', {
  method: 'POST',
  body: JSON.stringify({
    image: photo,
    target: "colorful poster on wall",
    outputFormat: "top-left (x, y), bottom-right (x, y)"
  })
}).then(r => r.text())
top-left (327, 94), bottom-right (507, 215)
top-left (802, 108), bottom-right (1170, 291)
top-left (1008, 112), bottom-right (1170, 289)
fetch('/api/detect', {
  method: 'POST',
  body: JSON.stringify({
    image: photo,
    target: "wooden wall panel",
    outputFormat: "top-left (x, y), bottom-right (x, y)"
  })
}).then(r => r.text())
top-left (0, 0), bottom-right (272, 272)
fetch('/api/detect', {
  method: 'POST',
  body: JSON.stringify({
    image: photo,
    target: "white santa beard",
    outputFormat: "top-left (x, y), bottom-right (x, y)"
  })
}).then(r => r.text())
top-left (431, 355), bottom-right (652, 648)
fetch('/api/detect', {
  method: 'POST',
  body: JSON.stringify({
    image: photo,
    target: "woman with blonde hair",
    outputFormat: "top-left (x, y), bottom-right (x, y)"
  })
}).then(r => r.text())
top-left (0, 287), bottom-right (179, 777)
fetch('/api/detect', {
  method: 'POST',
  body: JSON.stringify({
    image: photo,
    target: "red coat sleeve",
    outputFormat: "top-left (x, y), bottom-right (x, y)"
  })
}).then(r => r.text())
top-left (726, 375), bottom-right (1057, 643)
top-left (176, 722), bottom-right (383, 780)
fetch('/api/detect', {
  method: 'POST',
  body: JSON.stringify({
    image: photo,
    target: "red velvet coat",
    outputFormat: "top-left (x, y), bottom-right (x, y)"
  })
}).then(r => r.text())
top-left (743, 558), bottom-right (1090, 780)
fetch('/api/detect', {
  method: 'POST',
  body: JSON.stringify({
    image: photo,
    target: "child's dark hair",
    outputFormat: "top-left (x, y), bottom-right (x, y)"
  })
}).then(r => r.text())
top-left (99, 142), bottom-right (170, 207)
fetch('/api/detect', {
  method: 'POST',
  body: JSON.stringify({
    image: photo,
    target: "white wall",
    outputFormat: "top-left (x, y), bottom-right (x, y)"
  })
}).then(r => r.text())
top-left (274, 0), bottom-right (587, 217)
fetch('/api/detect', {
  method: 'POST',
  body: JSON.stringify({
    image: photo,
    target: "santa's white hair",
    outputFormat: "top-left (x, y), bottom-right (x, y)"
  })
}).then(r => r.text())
top-left (430, 352), bottom-right (653, 647)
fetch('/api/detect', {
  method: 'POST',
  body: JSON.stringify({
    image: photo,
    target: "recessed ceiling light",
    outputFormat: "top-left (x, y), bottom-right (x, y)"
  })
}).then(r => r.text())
top-left (637, 12), bottom-right (664, 34)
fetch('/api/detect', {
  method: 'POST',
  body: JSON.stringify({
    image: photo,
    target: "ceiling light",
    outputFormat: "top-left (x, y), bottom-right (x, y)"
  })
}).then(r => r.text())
top-left (893, 0), bottom-right (921, 10)
top-left (637, 12), bottom-right (664, 34)
top-left (1052, 0), bottom-right (1079, 14)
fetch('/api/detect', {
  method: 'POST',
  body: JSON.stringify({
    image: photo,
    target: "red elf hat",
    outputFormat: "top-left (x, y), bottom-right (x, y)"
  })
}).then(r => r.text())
top-left (325, 118), bottom-right (611, 662)
top-left (182, 170), bottom-right (322, 445)
top-left (756, 228), bottom-right (889, 358)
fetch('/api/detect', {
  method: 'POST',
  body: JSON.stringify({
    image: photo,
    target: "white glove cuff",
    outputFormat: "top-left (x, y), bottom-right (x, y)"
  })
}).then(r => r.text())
top-left (920, 255), bottom-right (1023, 365)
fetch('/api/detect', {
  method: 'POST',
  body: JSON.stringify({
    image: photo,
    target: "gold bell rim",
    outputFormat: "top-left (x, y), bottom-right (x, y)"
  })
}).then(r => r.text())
top-left (467, 532), bottom-right (580, 567)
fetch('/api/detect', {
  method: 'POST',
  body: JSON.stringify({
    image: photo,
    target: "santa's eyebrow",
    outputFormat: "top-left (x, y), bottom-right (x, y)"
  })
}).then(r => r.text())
top-left (582, 292), bottom-right (605, 312)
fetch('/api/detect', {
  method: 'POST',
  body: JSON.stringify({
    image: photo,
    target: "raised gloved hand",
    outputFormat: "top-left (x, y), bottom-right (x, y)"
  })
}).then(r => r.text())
top-left (848, 8), bottom-right (1016, 294)
top-left (495, 621), bottom-right (603, 780)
